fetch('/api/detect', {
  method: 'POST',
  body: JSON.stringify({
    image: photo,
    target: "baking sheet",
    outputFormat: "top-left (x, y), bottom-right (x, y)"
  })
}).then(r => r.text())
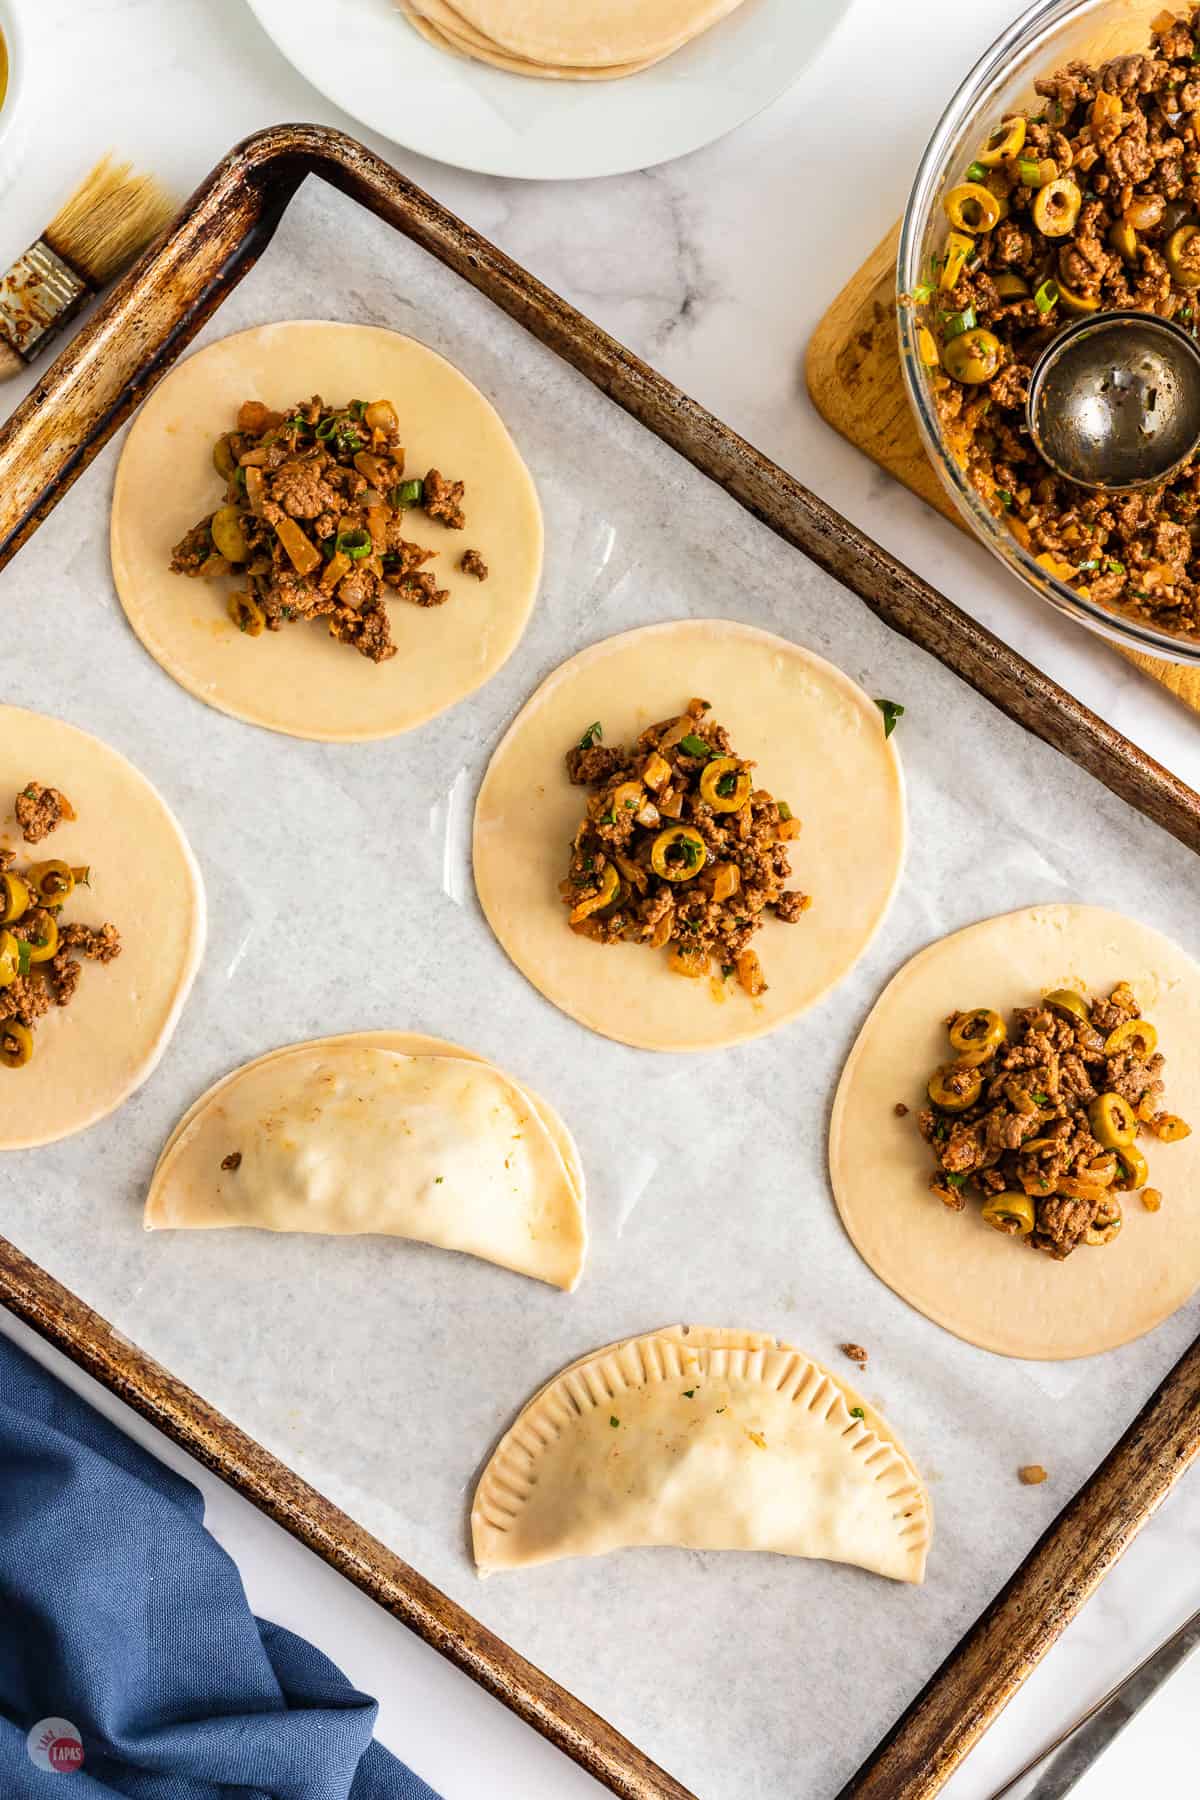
top-left (2, 176), bottom-right (1199, 1799)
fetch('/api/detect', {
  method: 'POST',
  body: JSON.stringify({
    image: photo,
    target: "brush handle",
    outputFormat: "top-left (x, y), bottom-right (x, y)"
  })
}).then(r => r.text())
top-left (0, 239), bottom-right (89, 368)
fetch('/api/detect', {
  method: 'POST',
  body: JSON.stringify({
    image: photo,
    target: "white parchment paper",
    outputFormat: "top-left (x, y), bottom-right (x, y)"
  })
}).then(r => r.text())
top-left (2, 179), bottom-right (1198, 1799)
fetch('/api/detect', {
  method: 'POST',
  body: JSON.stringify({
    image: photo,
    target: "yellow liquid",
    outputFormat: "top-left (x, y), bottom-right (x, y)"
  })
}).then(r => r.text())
top-left (0, 31), bottom-right (7, 114)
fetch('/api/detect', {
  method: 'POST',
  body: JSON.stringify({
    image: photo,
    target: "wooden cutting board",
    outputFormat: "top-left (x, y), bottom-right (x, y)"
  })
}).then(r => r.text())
top-left (806, 223), bottom-right (1200, 714)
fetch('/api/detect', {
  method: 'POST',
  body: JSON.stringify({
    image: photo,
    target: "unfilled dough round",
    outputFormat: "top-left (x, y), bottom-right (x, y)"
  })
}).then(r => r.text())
top-left (0, 707), bottom-right (205, 1148)
top-left (449, 0), bottom-right (747, 66)
top-left (473, 621), bottom-right (905, 1052)
top-left (830, 904), bottom-right (1200, 1360)
top-left (402, 4), bottom-right (670, 78)
top-left (157, 1029), bottom-right (584, 1205)
top-left (110, 322), bottom-right (543, 743)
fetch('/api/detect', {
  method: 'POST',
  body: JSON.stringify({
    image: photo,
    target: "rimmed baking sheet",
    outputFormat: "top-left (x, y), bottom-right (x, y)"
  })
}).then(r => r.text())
top-left (2, 153), bottom-right (1199, 1800)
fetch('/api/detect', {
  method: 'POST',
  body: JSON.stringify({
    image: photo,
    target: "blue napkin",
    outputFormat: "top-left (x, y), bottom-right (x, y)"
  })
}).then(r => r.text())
top-left (0, 1331), bottom-right (440, 1800)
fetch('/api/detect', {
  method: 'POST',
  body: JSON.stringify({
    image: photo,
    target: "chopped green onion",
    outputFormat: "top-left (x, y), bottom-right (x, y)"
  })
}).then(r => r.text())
top-left (678, 732), bottom-right (712, 757)
top-left (965, 160), bottom-right (987, 183)
top-left (716, 772), bottom-right (737, 797)
top-left (996, 488), bottom-right (1013, 509)
top-left (945, 1172), bottom-right (966, 1187)
top-left (234, 466), bottom-right (247, 488)
top-left (335, 528), bottom-right (373, 561)
top-left (942, 305), bottom-right (977, 340)
top-left (1018, 157), bottom-right (1041, 186)
top-left (16, 941), bottom-right (31, 978)
top-left (911, 281), bottom-right (934, 304)
top-left (875, 698), bottom-right (905, 738)
top-left (349, 399), bottom-right (368, 420)
top-left (1034, 279), bottom-right (1059, 314)
top-left (682, 1389), bottom-right (696, 1398)
top-left (778, 801), bottom-right (792, 821)
top-left (1077, 559), bottom-right (1099, 571)
top-left (315, 417), bottom-right (338, 441)
top-left (849, 1406), bottom-right (866, 1420)
top-left (577, 721), bottom-right (602, 750)
top-left (1106, 559), bottom-right (1125, 574)
top-left (609, 1416), bottom-right (619, 1428)
top-left (391, 479), bottom-right (425, 508)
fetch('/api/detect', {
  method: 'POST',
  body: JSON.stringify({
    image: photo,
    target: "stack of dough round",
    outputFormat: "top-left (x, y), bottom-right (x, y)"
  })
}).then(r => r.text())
top-left (400, 0), bottom-right (749, 80)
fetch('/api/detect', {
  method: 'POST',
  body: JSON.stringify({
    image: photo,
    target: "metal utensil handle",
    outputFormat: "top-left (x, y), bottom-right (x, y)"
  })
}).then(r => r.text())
top-left (987, 1601), bottom-right (1200, 1800)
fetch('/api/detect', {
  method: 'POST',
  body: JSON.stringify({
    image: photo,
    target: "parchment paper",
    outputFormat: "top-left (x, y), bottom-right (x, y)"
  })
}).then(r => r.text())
top-left (2, 179), bottom-right (1198, 1799)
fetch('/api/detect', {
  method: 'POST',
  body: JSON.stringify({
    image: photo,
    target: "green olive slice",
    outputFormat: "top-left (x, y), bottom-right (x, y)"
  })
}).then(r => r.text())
top-left (210, 504), bottom-right (250, 563)
top-left (1088, 1092), bottom-right (1138, 1149)
top-left (27, 860), bottom-right (74, 907)
top-left (650, 826), bottom-right (706, 883)
top-left (0, 872), bottom-right (29, 924)
top-left (977, 116), bottom-right (1025, 166)
top-left (1113, 1144), bottom-right (1149, 1190)
top-left (927, 1064), bottom-right (983, 1111)
top-left (1033, 177), bottom-right (1082, 237)
top-left (943, 327), bottom-right (1003, 384)
top-left (947, 1007), bottom-right (1007, 1066)
top-left (569, 863), bottom-right (620, 923)
top-left (1044, 988), bottom-right (1090, 1024)
top-left (23, 914), bottom-right (58, 964)
top-left (1104, 1018), bottom-right (1157, 1058)
top-left (228, 593), bottom-right (266, 637)
top-left (981, 1191), bottom-right (1035, 1236)
top-left (944, 182), bottom-right (1002, 233)
top-left (699, 758), bottom-right (751, 813)
top-left (1166, 224), bottom-right (1200, 289)
top-left (0, 1021), bottom-right (33, 1068)
top-left (0, 930), bottom-right (22, 989)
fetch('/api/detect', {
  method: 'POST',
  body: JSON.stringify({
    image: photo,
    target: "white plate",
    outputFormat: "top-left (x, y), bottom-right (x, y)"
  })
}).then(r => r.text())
top-left (244, 0), bottom-right (851, 180)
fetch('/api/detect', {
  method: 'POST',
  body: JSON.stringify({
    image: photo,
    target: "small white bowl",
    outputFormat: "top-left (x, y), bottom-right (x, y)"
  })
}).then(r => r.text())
top-left (0, 0), bottom-right (27, 198)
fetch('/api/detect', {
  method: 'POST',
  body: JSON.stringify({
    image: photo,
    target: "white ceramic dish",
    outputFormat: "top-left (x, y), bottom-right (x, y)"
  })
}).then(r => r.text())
top-left (0, 0), bottom-right (26, 197)
top-left (244, 0), bottom-right (851, 180)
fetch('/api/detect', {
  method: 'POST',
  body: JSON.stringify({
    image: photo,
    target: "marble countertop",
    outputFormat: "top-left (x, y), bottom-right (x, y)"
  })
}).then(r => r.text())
top-left (1, 0), bottom-right (1197, 1795)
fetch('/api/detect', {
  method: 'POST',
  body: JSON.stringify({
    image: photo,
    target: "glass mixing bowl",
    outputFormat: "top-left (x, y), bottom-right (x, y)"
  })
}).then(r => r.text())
top-left (898, 0), bottom-right (1200, 662)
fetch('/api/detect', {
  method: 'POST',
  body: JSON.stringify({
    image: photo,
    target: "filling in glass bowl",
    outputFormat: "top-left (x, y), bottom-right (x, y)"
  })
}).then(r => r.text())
top-left (916, 5), bottom-right (1200, 634)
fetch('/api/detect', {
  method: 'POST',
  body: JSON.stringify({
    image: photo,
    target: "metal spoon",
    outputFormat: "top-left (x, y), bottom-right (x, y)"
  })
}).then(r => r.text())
top-left (1026, 312), bottom-right (1200, 492)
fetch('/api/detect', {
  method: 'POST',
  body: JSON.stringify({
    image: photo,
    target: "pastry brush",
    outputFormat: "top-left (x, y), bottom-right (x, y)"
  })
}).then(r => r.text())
top-left (0, 154), bottom-right (173, 381)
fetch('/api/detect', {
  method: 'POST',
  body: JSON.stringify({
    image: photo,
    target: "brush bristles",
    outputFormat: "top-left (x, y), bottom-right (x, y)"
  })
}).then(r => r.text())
top-left (43, 153), bottom-right (173, 287)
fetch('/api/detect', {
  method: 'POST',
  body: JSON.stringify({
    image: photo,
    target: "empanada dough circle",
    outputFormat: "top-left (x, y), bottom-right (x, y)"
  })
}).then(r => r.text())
top-left (147, 1034), bottom-right (587, 1289)
top-left (830, 905), bottom-right (1200, 1360)
top-left (473, 1326), bottom-right (931, 1581)
top-left (0, 707), bottom-right (205, 1148)
top-left (473, 621), bottom-right (905, 1052)
top-left (449, 0), bottom-right (748, 66)
top-left (401, 2), bottom-right (672, 77)
top-left (110, 322), bottom-right (543, 742)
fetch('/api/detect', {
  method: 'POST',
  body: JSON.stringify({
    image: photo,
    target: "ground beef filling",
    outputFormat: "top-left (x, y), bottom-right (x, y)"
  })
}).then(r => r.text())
top-left (924, 6), bottom-right (1200, 636)
top-left (917, 982), bottom-right (1189, 1258)
top-left (170, 397), bottom-right (482, 664)
top-left (15, 781), bottom-right (75, 844)
top-left (560, 699), bottom-right (810, 995)
top-left (0, 791), bottom-right (122, 1068)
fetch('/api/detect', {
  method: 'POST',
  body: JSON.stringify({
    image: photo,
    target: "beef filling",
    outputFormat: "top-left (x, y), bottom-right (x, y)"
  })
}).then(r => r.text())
top-left (170, 396), bottom-right (483, 663)
top-left (917, 982), bottom-right (1189, 1257)
top-left (561, 700), bottom-right (810, 995)
top-left (922, 6), bottom-right (1200, 637)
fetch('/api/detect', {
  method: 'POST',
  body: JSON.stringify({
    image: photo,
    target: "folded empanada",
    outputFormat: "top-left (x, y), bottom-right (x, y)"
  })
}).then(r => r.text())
top-left (146, 1036), bottom-right (587, 1290)
top-left (473, 1326), bottom-right (930, 1581)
